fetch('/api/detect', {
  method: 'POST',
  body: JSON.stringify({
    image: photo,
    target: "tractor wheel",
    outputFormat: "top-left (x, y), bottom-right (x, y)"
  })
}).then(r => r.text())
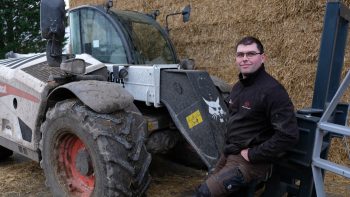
top-left (40, 99), bottom-right (151, 197)
top-left (0, 146), bottom-right (13, 161)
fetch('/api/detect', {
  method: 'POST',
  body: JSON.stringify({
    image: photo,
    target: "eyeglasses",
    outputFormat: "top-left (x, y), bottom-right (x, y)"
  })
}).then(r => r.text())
top-left (236, 51), bottom-right (262, 58)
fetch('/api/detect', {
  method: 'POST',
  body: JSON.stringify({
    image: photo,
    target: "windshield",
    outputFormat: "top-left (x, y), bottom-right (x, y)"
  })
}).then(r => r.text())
top-left (70, 8), bottom-right (128, 64)
top-left (111, 11), bottom-right (177, 64)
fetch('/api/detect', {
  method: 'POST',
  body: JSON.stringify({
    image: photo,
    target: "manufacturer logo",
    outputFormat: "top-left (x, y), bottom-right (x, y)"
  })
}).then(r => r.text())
top-left (203, 97), bottom-right (226, 123)
top-left (242, 101), bottom-right (251, 110)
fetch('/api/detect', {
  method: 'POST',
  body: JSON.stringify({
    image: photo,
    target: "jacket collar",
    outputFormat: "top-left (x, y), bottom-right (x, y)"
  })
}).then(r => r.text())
top-left (239, 64), bottom-right (265, 86)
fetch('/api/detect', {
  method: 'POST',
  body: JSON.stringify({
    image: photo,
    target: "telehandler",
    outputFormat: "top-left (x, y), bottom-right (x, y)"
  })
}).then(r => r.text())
top-left (0, 0), bottom-right (349, 196)
top-left (0, 0), bottom-right (228, 196)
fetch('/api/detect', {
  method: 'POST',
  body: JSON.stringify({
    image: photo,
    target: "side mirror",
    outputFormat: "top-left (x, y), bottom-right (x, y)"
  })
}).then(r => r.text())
top-left (182, 5), bottom-right (191, 23)
top-left (165, 5), bottom-right (192, 33)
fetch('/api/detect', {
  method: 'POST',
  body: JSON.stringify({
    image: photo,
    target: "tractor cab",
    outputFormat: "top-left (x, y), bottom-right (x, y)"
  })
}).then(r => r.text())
top-left (69, 6), bottom-right (179, 65)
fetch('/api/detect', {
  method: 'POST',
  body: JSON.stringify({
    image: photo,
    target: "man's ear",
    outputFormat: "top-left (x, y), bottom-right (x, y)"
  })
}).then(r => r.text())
top-left (261, 53), bottom-right (267, 63)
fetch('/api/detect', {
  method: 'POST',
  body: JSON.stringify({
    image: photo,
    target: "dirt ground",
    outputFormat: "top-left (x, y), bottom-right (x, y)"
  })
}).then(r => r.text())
top-left (0, 154), bottom-right (348, 197)
top-left (0, 154), bottom-right (206, 197)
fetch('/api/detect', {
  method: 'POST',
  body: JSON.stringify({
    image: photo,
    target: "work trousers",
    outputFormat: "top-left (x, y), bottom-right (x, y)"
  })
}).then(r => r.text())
top-left (202, 154), bottom-right (271, 197)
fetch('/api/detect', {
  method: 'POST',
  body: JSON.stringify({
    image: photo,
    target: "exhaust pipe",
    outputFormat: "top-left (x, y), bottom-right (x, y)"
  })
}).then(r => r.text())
top-left (40, 0), bottom-right (66, 67)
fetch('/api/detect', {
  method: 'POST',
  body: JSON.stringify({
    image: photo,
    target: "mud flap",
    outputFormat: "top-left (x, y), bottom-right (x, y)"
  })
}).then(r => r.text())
top-left (160, 69), bottom-right (228, 169)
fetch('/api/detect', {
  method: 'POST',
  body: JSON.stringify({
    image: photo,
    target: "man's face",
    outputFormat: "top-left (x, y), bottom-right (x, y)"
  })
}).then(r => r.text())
top-left (235, 43), bottom-right (265, 77)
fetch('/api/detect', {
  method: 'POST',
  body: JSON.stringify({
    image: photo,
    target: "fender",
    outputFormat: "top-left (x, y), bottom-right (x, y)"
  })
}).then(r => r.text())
top-left (48, 81), bottom-right (133, 113)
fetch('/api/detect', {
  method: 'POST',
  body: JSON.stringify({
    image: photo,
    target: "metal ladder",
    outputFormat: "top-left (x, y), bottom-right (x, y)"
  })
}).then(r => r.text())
top-left (312, 68), bottom-right (350, 197)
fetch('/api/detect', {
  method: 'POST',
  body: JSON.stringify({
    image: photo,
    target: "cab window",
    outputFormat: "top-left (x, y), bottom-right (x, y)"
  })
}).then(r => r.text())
top-left (131, 22), bottom-right (174, 64)
top-left (70, 9), bottom-right (127, 64)
top-left (112, 11), bottom-right (177, 64)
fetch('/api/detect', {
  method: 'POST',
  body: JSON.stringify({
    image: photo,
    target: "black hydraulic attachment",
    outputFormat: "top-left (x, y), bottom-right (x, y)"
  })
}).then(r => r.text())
top-left (160, 69), bottom-right (228, 170)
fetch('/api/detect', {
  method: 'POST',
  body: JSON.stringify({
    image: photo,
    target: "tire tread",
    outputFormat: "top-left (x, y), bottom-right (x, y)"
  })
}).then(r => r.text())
top-left (40, 99), bottom-right (151, 197)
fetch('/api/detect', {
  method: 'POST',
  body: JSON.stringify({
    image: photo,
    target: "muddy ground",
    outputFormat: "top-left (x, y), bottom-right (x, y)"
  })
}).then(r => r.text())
top-left (0, 154), bottom-right (348, 197)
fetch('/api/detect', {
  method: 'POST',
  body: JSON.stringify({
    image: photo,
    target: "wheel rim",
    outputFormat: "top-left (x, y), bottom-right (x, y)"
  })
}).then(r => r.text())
top-left (58, 133), bottom-right (95, 196)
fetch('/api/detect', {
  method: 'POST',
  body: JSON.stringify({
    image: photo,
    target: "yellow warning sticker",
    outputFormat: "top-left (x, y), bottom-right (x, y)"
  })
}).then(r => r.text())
top-left (186, 110), bottom-right (203, 129)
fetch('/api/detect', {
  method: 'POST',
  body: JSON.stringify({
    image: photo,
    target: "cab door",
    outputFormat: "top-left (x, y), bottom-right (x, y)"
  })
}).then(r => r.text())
top-left (69, 7), bottom-right (129, 64)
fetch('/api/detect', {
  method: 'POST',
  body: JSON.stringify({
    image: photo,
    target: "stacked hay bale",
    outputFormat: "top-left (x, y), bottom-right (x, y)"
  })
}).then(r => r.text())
top-left (70, 0), bottom-right (350, 192)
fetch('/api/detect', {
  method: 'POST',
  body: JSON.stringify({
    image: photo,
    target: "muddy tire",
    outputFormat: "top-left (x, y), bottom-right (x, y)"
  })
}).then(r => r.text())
top-left (40, 99), bottom-right (151, 197)
top-left (0, 146), bottom-right (13, 161)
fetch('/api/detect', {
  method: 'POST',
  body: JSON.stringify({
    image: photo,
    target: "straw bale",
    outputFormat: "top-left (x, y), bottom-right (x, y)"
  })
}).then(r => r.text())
top-left (266, 64), bottom-right (316, 109)
top-left (70, 0), bottom-right (103, 7)
top-left (283, 0), bottom-right (325, 14)
top-left (328, 137), bottom-right (350, 166)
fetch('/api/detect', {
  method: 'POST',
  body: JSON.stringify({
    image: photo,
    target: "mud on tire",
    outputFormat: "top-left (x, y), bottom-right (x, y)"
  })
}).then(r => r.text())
top-left (40, 99), bottom-right (151, 197)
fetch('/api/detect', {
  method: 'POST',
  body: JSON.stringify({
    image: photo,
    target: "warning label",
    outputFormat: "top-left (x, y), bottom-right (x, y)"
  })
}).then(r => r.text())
top-left (186, 110), bottom-right (203, 129)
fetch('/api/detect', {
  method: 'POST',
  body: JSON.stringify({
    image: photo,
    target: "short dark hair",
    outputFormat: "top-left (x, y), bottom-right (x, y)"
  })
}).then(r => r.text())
top-left (235, 36), bottom-right (264, 53)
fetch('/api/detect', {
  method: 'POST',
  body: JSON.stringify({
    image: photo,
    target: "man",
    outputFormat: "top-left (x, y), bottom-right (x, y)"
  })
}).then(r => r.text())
top-left (195, 36), bottom-right (299, 197)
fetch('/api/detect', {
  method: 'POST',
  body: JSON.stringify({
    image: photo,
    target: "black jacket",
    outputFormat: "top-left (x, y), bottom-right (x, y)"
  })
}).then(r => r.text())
top-left (224, 66), bottom-right (299, 163)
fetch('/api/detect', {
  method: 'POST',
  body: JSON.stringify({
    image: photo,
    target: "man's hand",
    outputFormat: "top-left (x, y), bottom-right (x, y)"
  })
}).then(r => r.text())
top-left (240, 149), bottom-right (250, 162)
